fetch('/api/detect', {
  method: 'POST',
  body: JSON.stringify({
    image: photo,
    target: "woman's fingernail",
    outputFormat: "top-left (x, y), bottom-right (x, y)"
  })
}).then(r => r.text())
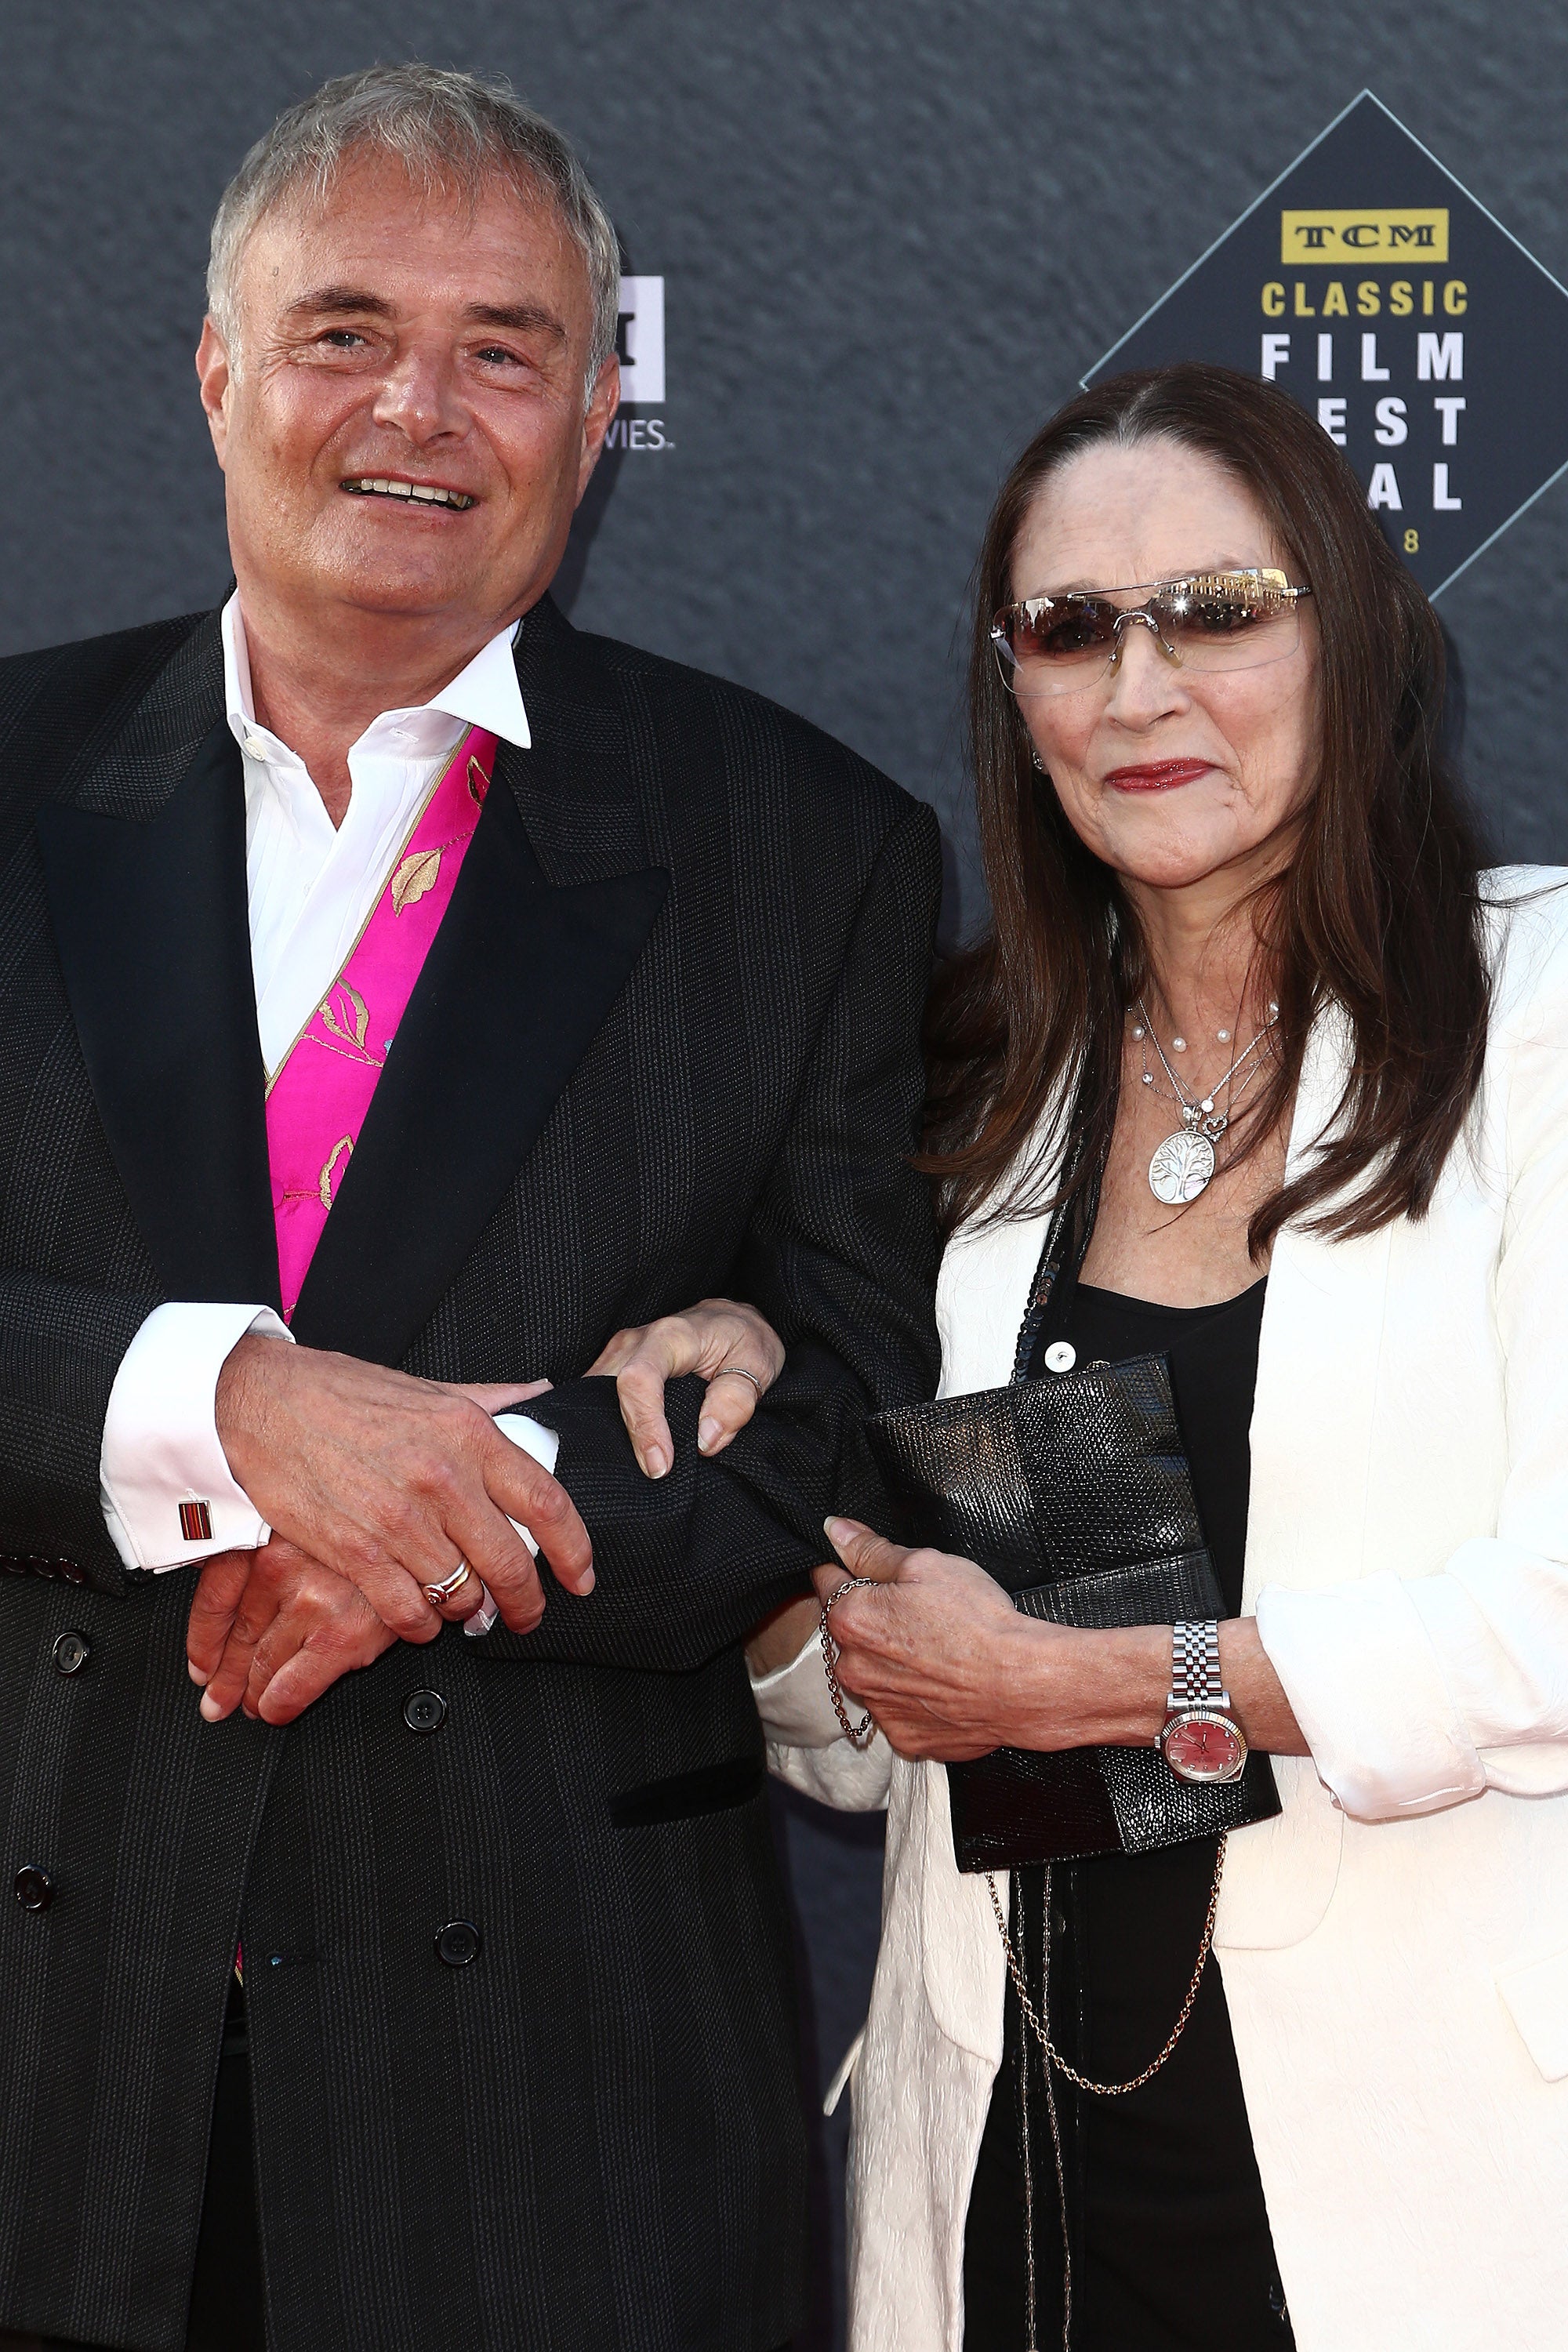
top-left (199, 1691), bottom-right (224, 1722)
top-left (644, 1445), bottom-right (668, 1479)
top-left (698, 1417), bottom-right (722, 1453)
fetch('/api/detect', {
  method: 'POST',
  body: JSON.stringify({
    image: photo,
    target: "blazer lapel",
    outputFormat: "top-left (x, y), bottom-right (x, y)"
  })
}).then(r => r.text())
top-left (36, 722), bottom-right (281, 1307)
top-left (38, 597), bottom-right (666, 1360)
top-left (289, 750), bottom-right (668, 1363)
top-left (1244, 1009), bottom-right (1393, 1611)
top-left (1218, 1011), bottom-right (1376, 1954)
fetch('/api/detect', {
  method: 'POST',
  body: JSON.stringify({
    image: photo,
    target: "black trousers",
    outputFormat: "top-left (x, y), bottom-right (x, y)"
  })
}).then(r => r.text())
top-left (181, 2042), bottom-right (267, 2352)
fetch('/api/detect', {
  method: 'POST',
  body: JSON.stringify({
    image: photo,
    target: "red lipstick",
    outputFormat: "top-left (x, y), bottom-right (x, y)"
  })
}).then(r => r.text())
top-left (1102, 759), bottom-right (1214, 793)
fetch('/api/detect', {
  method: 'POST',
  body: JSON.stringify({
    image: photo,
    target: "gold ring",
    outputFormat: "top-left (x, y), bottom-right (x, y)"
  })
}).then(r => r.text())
top-left (423, 1559), bottom-right (474, 1606)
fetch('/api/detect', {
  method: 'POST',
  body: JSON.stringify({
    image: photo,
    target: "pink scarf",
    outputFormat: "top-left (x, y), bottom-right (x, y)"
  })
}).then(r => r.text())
top-left (264, 724), bottom-right (498, 1321)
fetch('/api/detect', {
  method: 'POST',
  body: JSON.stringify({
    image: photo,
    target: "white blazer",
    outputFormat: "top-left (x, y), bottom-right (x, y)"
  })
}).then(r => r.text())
top-left (755, 869), bottom-right (1568, 2352)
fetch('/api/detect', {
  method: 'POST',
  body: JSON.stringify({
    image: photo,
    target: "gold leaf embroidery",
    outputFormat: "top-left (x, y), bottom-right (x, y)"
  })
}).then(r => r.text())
top-left (391, 847), bottom-right (442, 913)
top-left (467, 755), bottom-right (491, 805)
top-left (318, 979), bottom-right (371, 1051)
top-left (318, 1134), bottom-right (354, 1210)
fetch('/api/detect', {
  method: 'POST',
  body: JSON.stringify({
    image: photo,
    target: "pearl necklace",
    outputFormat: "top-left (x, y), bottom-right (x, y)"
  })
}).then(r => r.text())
top-left (1134, 998), bottom-right (1279, 1203)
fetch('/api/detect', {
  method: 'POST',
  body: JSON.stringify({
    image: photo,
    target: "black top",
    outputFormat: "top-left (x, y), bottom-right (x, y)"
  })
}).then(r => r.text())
top-left (964, 1278), bottom-right (1295, 2350)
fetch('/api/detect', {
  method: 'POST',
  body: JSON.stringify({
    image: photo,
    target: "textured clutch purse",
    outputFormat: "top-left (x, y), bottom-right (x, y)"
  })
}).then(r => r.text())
top-left (864, 1355), bottom-right (1280, 1869)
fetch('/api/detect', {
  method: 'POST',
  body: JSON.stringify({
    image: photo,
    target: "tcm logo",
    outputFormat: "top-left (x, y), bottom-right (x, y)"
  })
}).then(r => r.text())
top-left (1282, 209), bottom-right (1449, 264)
top-left (1084, 91), bottom-right (1568, 596)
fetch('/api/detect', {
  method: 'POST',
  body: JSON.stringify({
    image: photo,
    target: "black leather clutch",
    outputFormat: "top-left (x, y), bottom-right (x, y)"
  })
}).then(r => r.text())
top-left (864, 1353), bottom-right (1280, 1870)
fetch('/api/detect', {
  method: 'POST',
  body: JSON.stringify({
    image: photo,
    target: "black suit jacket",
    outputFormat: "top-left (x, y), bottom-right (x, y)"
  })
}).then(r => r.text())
top-left (0, 598), bottom-right (942, 2352)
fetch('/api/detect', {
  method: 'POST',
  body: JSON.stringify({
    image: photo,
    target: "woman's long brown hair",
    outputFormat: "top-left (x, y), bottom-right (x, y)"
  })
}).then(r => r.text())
top-left (921, 363), bottom-right (1493, 1253)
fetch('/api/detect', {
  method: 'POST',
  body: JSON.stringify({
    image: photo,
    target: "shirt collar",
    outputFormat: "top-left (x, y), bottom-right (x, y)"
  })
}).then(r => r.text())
top-left (220, 592), bottom-right (532, 765)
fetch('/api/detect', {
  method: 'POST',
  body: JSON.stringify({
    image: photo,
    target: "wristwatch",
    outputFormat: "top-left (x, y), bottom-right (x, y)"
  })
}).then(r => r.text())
top-left (1159, 1620), bottom-right (1248, 1784)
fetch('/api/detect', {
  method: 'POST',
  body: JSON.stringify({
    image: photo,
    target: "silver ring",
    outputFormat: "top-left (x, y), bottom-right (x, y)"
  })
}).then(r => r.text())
top-left (713, 1366), bottom-right (765, 1394)
top-left (423, 1559), bottom-right (474, 1606)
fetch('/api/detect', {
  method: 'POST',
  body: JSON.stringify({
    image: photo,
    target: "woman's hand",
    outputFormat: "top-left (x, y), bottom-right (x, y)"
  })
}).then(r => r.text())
top-left (588, 1298), bottom-right (785, 1479)
top-left (814, 1521), bottom-right (1069, 1759)
top-left (816, 1520), bottom-right (1308, 1761)
top-left (816, 1519), bottom-right (1171, 1759)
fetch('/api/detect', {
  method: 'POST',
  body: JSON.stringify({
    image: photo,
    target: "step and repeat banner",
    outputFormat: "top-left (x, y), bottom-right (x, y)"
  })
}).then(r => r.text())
top-left (3, 9), bottom-right (1567, 2347)
top-left (1083, 92), bottom-right (1568, 600)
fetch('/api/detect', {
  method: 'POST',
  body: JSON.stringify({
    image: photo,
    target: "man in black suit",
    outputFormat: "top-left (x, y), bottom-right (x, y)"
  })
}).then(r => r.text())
top-left (0, 62), bottom-right (938, 2352)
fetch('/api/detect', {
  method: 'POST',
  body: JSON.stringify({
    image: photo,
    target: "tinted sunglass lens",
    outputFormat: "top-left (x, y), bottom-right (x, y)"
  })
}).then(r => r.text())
top-left (1000, 598), bottom-right (1120, 694)
top-left (1019, 599), bottom-right (1119, 660)
top-left (1156, 586), bottom-right (1296, 670)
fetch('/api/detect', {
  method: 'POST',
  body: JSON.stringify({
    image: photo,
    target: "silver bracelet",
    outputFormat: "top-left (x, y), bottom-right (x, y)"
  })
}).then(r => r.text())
top-left (819, 1577), bottom-right (879, 1750)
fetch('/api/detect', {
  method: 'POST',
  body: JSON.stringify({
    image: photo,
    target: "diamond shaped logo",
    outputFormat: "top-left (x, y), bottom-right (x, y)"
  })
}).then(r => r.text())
top-left (1083, 93), bottom-right (1568, 597)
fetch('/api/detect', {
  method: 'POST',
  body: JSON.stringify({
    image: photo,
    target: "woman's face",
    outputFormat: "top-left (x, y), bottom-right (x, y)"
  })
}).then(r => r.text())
top-left (1009, 437), bottom-right (1319, 898)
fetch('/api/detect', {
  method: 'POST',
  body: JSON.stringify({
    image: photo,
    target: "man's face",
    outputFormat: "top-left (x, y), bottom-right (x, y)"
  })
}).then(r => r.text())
top-left (196, 154), bottom-right (618, 636)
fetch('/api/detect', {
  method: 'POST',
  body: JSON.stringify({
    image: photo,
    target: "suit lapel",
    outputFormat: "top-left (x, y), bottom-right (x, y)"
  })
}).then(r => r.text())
top-left (37, 597), bottom-right (667, 1359)
top-left (289, 743), bottom-right (668, 1362)
top-left (36, 720), bottom-right (281, 1307)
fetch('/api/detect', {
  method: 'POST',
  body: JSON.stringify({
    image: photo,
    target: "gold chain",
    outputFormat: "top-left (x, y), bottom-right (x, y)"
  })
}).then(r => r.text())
top-left (988, 1835), bottom-right (1227, 2096)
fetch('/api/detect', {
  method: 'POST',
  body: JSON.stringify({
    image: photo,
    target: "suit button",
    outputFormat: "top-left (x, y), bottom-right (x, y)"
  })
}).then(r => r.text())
top-left (59, 1563), bottom-right (88, 1587)
top-left (403, 1689), bottom-right (446, 1733)
top-left (53, 1631), bottom-right (91, 1676)
top-left (15, 1866), bottom-right (53, 1913)
top-left (435, 1919), bottom-right (481, 1968)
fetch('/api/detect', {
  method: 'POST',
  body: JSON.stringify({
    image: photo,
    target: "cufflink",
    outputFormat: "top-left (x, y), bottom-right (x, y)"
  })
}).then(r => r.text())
top-left (179, 1501), bottom-right (214, 1543)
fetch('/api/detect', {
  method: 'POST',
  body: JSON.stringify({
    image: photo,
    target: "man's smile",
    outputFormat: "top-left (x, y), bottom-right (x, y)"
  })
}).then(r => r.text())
top-left (339, 474), bottom-right (477, 510)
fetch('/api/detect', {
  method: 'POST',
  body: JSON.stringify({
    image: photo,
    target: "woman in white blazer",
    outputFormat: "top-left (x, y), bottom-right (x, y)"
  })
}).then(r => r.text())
top-left (716, 364), bottom-right (1568, 2352)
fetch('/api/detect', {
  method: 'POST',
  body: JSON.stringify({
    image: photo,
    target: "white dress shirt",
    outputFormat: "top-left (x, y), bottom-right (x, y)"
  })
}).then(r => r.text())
top-left (98, 593), bottom-right (554, 1578)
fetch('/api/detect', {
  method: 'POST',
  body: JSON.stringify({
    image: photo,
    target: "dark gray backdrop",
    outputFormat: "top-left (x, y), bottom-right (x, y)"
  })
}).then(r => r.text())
top-left (5, 5), bottom-right (1567, 2344)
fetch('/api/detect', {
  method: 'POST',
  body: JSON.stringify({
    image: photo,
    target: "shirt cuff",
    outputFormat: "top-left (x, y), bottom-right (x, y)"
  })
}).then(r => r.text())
top-left (99, 1302), bottom-right (294, 1572)
top-left (463, 1410), bottom-right (561, 1636)
top-left (750, 1624), bottom-right (846, 1748)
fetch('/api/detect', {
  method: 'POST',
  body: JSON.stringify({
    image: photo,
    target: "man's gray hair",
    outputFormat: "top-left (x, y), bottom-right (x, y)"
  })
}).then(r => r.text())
top-left (207, 64), bottom-right (620, 387)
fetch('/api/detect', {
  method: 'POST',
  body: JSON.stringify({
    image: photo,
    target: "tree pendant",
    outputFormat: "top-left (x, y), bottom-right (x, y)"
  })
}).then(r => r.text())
top-left (1149, 1128), bottom-right (1216, 1204)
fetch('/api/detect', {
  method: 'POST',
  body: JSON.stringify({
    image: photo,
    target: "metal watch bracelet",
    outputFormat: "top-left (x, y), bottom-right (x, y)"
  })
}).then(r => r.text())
top-left (1168, 1617), bottom-right (1229, 1713)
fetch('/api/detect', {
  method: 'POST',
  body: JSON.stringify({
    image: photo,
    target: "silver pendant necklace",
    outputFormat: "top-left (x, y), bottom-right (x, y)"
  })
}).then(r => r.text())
top-left (1134, 997), bottom-right (1278, 1205)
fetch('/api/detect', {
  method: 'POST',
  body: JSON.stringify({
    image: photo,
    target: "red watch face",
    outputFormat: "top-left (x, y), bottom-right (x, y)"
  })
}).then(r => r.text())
top-left (1162, 1710), bottom-right (1246, 1783)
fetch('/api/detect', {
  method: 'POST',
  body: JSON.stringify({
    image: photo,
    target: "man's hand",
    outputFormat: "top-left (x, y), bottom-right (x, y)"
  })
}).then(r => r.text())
top-left (214, 1337), bottom-right (593, 1639)
top-left (187, 1539), bottom-right (396, 1725)
top-left (588, 1298), bottom-right (784, 1479)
